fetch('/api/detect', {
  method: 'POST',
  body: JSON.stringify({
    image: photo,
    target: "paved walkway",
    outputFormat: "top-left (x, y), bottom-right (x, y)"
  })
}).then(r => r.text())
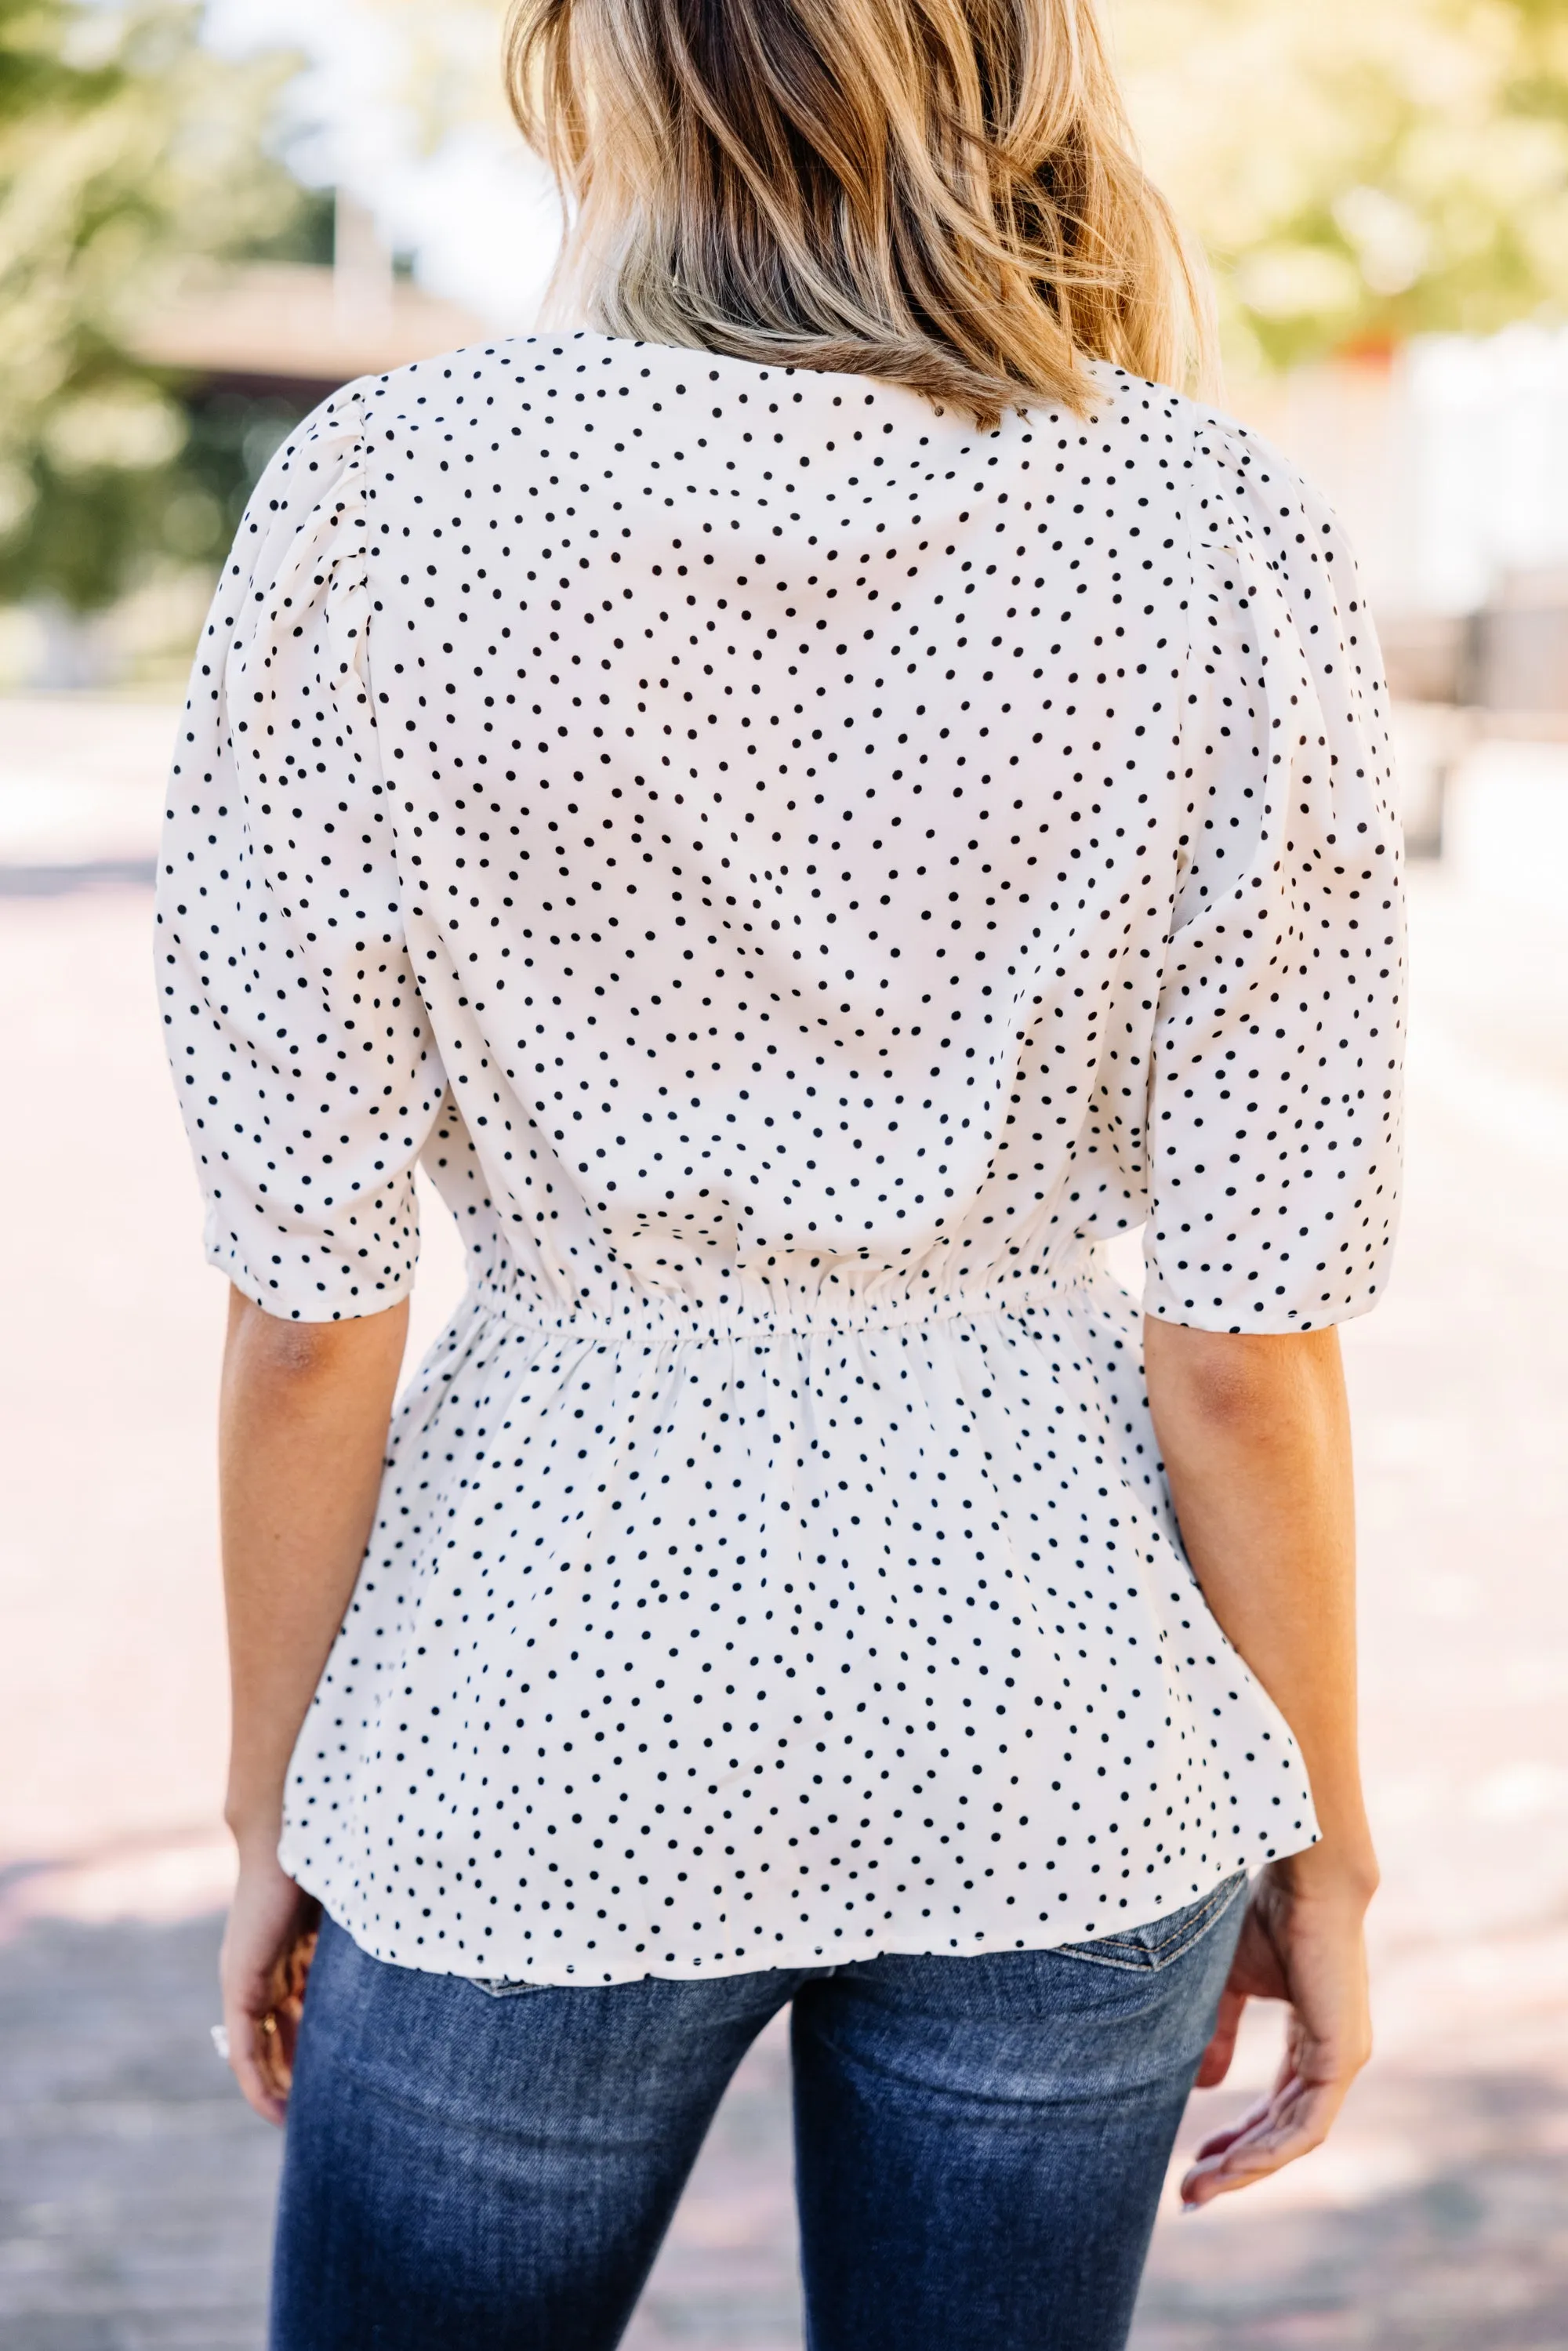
top-left (3, 704), bottom-right (1566, 2346)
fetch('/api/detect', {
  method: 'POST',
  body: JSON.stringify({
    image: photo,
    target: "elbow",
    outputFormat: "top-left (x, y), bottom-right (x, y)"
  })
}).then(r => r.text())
top-left (1145, 1320), bottom-right (1341, 1437)
top-left (1166, 1344), bottom-right (1279, 1429)
top-left (1171, 1343), bottom-right (1276, 1433)
top-left (224, 1286), bottom-right (408, 1400)
top-left (227, 1291), bottom-right (347, 1385)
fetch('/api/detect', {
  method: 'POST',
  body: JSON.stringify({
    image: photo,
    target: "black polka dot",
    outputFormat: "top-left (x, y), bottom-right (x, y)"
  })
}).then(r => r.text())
top-left (155, 334), bottom-right (1404, 1981)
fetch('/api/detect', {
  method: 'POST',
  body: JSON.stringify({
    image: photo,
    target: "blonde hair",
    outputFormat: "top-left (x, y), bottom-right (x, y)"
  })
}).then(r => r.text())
top-left (504, 0), bottom-right (1214, 427)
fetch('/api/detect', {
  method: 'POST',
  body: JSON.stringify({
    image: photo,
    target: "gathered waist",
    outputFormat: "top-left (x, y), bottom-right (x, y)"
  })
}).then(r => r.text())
top-left (465, 1243), bottom-right (1108, 1348)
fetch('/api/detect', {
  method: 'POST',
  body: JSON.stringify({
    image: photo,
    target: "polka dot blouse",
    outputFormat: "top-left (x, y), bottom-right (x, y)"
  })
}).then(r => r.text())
top-left (156, 334), bottom-right (1404, 1983)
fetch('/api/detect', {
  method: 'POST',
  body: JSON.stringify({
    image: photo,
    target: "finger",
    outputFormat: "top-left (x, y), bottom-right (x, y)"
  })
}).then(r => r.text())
top-left (267, 2008), bottom-right (301, 2101)
top-left (1184, 2081), bottom-right (1310, 2187)
top-left (1195, 2077), bottom-right (1310, 2165)
top-left (234, 2038), bottom-right (286, 2124)
top-left (1192, 1986), bottom-right (1247, 2089)
top-left (1190, 2088), bottom-right (1276, 2161)
top-left (230, 2048), bottom-right (285, 2126)
top-left (226, 1999), bottom-right (289, 2127)
top-left (1181, 2080), bottom-right (1345, 2205)
top-left (260, 1997), bottom-right (303, 2107)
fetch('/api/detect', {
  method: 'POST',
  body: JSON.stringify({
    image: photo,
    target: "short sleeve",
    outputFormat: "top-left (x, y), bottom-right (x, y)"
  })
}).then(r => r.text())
top-left (154, 385), bottom-right (448, 1321)
top-left (1142, 417), bottom-right (1406, 1333)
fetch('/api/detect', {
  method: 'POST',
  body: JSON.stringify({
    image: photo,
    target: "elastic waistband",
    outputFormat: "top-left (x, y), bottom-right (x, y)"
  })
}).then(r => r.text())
top-left (468, 1250), bottom-right (1102, 1348)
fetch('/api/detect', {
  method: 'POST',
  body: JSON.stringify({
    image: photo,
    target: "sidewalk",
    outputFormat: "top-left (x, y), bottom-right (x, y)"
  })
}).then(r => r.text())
top-left (3, 706), bottom-right (1566, 2346)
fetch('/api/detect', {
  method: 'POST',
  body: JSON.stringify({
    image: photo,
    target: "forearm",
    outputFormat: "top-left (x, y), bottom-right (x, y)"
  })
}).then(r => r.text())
top-left (1143, 1318), bottom-right (1375, 1888)
top-left (219, 1286), bottom-right (408, 1858)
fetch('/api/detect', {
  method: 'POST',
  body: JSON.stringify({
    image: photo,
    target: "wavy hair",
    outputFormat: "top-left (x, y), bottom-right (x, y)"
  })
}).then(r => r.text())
top-left (503, 0), bottom-right (1213, 426)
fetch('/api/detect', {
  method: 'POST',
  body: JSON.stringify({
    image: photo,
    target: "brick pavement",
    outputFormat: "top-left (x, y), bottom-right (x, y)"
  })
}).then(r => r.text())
top-left (3, 711), bottom-right (1567, 2347)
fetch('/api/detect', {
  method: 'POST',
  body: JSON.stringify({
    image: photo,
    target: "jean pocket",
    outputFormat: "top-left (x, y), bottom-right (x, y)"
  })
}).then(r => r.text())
top-left (1054, 1872), bottom-right (1247, 1974)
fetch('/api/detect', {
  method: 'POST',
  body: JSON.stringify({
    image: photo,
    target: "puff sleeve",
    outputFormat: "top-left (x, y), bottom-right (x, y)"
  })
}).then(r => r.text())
top-left (154, 385), bottom-right (448, 1320)
top-left (1142, 415), bottom-right (1406, 1333)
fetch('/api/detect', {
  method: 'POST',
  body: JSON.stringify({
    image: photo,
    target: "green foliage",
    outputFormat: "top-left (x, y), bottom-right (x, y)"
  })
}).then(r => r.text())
top-left (0, 0), bottom-right (310, 610)
top-left (1112, 0), bottom-right (1568, 371)
top-left (349, 0), bottom-right (1568, 376)
top-left (349, 0), bottom-right (1568, 377)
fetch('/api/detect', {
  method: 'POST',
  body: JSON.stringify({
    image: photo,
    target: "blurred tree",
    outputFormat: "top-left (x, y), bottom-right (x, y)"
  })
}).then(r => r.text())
top-left (0, 0), bottom-right (310, 612)
top-left (1112, 0), bottom-right (1568, 371)
top-left (345, 0), bottom-right (1568, 373)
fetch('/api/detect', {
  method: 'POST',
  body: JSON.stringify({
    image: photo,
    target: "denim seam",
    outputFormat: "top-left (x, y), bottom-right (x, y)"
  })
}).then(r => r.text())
top-left (1052, 1874), bottom-right (1246, 1975)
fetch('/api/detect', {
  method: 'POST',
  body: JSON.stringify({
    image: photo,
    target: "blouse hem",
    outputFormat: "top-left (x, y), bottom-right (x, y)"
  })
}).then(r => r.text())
top-left (276, 1845), bottom-right (1300, 1990)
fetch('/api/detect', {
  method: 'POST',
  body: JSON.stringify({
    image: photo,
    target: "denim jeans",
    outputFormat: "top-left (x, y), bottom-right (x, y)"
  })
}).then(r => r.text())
top-left (271, 1874), bottom-right (1247, 2351)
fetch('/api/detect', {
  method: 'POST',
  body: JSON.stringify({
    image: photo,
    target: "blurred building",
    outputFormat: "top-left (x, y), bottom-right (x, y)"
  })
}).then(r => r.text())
top-left (1232, 328), bottom-right (1568, 859)
top-left (136, 196), bottom-right (485, 414)
top-left (1236, 328), bottom-right (1568, 724)
top-left (0, 195), bottom-right (495, 691)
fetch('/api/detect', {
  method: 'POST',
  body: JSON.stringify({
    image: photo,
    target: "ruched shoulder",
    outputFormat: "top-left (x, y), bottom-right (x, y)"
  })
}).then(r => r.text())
top-left (1136, 408), bottom-right (1406, 1332)
top-left (154, 383), bottom-right (449, 1319)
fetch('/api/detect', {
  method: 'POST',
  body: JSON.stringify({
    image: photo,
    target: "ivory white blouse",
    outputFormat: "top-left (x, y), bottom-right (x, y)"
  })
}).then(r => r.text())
top-left (158, 334), bottom-right (1403, 1983)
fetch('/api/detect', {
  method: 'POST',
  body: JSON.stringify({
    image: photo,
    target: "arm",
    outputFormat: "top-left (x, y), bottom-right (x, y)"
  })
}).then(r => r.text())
top-left (217, 1285), bottom-right (407, 2123)
top-left (1142, 1317), bottom-right (1378, 2207)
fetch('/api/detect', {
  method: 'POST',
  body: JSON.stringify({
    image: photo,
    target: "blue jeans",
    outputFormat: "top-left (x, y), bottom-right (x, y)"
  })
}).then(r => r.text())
top-left (271, 1875), bottom-right (1247, 2351)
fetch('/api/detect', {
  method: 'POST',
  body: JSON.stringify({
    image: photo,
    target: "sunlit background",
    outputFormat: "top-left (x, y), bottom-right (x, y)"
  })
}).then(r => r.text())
top-left (3, 4), bottom-right (1567, 2344)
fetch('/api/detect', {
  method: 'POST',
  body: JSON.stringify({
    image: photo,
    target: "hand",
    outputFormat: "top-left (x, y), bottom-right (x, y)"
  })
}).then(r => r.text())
top-left (1180, 1852), bottom-right (1375, 2208)
top-left (219, 1843), bottom-right (321, 2126)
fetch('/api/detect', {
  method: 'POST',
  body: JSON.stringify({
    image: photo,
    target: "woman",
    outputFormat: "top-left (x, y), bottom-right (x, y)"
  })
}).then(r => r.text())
top-left (157, 1), bottom-right (1402, 2343)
